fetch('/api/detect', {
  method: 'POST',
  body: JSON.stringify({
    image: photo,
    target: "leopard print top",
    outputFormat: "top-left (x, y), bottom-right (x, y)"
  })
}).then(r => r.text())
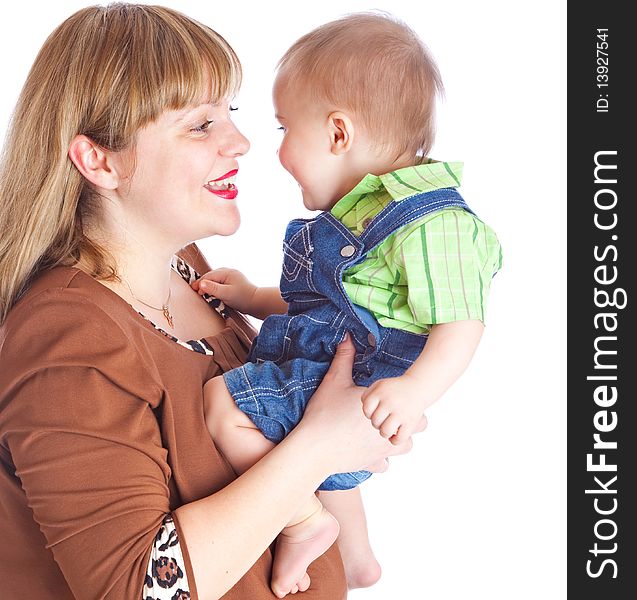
top-left (143, 515), bottom-right (191, 600)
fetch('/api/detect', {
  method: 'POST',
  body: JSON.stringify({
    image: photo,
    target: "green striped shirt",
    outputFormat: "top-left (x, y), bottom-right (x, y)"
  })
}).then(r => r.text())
top-left (330, 161), bottom-right (502, 334)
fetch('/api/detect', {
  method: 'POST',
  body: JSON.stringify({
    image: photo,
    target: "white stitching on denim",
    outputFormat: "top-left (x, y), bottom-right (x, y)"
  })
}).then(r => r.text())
top-left (327, 192), bottom-right (469, 326)
top-left (362, 191), bottom-right (462, 236)
top-left (232, 377), bottom-right (325, 400)
top-left (240, 365), bottom-right (261, 415)
top-left (285, 297), bottom-right (323, 304)
top-left (282, 244), bottom-right (307, 282)
top-left (306, 258), bottom-right (317, 293)
top-left (363, 199), bottom-right (469, 251)
top-left (286, 218), bottom-right (313, 245)
top-left (277, 313), bottom-right (330, 362)
top-left (327, 314), bottom-right (346, 353)
top-left (378, 349), bottom-right (414, 363)
top-left (268, 192), bottom-right (469, 411)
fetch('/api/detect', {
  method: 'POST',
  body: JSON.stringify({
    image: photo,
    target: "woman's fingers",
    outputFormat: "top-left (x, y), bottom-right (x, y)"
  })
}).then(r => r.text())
top-left (322, 333), bottom-right (356, 385)
top-left (301, 335), bottom-right (423, 475)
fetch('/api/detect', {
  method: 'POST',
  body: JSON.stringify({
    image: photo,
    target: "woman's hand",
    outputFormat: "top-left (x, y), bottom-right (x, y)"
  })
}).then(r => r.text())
top-left (176, 334), bottom-right (425, 599)
top-left (293, 335), bottom-right (426, 477)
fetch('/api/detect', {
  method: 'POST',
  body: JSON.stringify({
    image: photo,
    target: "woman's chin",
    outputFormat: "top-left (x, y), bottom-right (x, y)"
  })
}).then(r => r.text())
top-left (207, 216), bottom-right (241, 238)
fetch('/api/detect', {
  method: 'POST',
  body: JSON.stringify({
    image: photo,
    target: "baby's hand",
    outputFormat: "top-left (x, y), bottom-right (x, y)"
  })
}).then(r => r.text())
top-left (361, 373), bottom-right (427, 445)
top-left (192, 268), bottom-right (257, 315)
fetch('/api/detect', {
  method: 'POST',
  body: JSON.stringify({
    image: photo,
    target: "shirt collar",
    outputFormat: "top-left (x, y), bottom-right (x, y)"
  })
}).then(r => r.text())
top-left (331, 160), bottom-right (463, 220)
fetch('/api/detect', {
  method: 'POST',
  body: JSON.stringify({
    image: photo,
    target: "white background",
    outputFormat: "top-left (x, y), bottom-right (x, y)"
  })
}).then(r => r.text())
top-left (0, 2), bottom-right (567, 598)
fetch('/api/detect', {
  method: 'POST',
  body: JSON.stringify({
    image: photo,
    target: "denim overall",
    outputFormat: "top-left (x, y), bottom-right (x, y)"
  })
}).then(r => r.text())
top-left (224, 188), bottom-right (475, 490)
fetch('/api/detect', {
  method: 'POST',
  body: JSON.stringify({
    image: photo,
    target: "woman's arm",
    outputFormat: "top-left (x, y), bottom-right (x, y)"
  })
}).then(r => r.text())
top-left (0, 294), bottom-right (177, 599)
top-left (176, 337), bottom-right (419, 599)
top-left (1, 290), bottom-right (416, 599)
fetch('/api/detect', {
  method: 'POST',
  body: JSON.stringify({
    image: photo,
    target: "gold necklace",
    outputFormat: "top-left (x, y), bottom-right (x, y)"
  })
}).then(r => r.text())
top-left (122, 277), bottom-right (174, 328)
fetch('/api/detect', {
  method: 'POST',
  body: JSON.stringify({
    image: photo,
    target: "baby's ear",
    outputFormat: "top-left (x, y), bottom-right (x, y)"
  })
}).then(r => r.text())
top-left (328, 111), bottom-right (355, 155)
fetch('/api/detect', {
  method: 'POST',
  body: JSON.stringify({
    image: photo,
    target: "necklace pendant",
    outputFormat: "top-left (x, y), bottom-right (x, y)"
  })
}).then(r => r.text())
top-left (163, 306), bottom-right (174, 328)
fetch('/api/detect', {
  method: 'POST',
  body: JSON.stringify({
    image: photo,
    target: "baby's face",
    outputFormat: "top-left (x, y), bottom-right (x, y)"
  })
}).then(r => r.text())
top-left (273, 77), bottom-right (354, 211)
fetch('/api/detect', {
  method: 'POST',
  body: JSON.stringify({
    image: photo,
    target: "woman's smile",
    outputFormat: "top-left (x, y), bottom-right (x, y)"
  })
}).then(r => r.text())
top-left (205, 168), bottom-right (238, 199)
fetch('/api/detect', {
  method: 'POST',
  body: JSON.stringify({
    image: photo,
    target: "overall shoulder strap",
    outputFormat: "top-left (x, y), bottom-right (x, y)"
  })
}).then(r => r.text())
top-left (360, 188), bottom-right (475, 251)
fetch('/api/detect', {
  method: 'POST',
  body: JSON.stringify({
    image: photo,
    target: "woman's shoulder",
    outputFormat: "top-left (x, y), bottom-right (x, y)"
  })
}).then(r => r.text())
top-left (11, 265), bottom-right (123, 312)
top-left (3, 266), bottom-right (131, 338)
top-left (0, 267), bottom-right (159, 383)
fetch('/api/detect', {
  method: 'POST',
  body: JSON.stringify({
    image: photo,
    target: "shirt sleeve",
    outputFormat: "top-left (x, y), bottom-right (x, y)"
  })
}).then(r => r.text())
top-left (396, 209), bottom-right (503, 327)
top-left (0, 288), bottom-right (188, 599)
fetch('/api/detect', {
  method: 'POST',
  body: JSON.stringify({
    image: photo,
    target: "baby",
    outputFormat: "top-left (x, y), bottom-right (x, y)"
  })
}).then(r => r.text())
top-left (197, 12), bottom-right (502, 598)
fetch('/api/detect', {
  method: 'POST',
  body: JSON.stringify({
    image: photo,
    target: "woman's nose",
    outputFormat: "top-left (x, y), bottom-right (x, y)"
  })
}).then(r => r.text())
top-left (220, 123), bottom-right (250, 157)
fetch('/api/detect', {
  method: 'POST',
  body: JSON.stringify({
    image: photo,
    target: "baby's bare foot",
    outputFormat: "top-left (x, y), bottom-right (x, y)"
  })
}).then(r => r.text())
top-left (271, 507), bottom-right (340, 598)
top-left (344, 553), bottom-right (382, 589)
top-left (285, 572), bottom-right (310, 596)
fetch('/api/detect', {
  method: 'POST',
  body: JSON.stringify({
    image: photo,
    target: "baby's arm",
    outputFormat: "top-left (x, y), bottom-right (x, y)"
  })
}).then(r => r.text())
top-left (361, 320), bottom-right (484, 445)
top-left (192, 267), bottom-right (287, 320)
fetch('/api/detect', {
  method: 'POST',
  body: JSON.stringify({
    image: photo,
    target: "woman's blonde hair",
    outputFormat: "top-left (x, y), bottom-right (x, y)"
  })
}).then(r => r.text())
top-left (0, 3), bottom-right (241, 324)
top-left (277, 12), bottom-right (443, 162)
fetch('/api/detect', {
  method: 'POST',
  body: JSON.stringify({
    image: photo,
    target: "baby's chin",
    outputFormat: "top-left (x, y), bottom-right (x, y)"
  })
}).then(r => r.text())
top-left (301, 192), bottom-right (338, 213)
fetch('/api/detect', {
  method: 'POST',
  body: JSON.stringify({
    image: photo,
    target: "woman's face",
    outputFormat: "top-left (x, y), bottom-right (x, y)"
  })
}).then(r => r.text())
top-left (115, 100), bottom-right (250, 246)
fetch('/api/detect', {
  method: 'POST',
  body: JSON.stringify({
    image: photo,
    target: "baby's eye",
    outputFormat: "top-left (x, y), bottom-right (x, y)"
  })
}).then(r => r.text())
top-left (277, 126), bottom-right (286, 132)
top-left (229, 105), bottom-right (239, 112)
top-left (191, 120), bottom-right (214, 133)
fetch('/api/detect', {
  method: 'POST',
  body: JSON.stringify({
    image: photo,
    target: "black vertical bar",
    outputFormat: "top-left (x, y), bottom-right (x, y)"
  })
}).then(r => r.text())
top-left (568, 4), bottom-right (636, 598)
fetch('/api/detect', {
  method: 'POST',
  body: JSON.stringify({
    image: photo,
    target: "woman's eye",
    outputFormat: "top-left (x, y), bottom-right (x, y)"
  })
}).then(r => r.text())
top-left (277, 126), bottom-right (286, 132)
top-left (229, 105), bottom-right (238, 112)
top-left (191, 120), bottom-right (214, 133)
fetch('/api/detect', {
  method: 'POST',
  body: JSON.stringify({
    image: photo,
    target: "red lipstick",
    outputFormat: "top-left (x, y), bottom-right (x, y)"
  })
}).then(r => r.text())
top-left (205, 169), bottom-right (239, 200)
top-left (210, 169), bottom-right (238, 182)
top-left (207, 187), bottom-right (238, 200)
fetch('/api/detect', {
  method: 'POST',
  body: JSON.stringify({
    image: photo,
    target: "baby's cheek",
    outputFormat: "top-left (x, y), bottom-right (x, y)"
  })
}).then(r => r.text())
top-left (277, 143), bottom-right (291, 171)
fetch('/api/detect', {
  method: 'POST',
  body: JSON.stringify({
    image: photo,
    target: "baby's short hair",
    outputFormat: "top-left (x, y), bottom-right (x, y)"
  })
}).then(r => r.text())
top-left (277, 12), bottom-right (443, 161)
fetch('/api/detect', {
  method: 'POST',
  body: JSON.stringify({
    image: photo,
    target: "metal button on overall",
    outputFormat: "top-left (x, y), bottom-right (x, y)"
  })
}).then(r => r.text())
top-left (340, 245), bottom-right (356, 257)
top-left (367, 332), bottom-right (376, 347)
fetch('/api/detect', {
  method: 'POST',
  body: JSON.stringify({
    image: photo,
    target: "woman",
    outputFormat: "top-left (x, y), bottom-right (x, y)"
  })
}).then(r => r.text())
top-left (0, 4), bottom-right (421, 599)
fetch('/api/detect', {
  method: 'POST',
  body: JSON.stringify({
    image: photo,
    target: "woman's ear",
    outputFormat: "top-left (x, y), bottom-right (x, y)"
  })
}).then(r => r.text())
top-left (328, 111), bottom-right (355, 155)
top-left (68, 135), bottom-right (120, 190)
